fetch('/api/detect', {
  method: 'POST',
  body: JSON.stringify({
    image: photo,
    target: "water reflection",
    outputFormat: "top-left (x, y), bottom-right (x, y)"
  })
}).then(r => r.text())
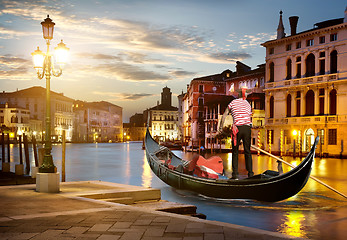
top-left (142, 155), bottom-right (152, 188)
top-left (278, 211), bottom-right (306, 238)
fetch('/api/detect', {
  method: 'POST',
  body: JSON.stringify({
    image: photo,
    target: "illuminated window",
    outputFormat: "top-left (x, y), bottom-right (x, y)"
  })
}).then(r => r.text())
top-left (317, 129), bottom-right (324, 144)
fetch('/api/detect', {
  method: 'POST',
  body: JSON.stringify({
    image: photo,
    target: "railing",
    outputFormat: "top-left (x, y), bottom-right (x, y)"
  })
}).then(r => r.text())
top-left (266, 115), bottom-right (345, 125)
top-left (265, 73), bottom-right (342, 90)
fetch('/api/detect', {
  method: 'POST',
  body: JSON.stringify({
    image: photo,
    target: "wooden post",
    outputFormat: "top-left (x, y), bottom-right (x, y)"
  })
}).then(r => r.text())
top-left (7, 133), bottom-right (10, 163)
top-left (1, 133), bottom-right (4, 164)
top-left (32, 135), bottom-right (38, 167)
top-left (23, 133), bottom-right (30, 175)
top-left (18, 135), bottom-right (23, 165)
top-left (62, 130), bottom-right (66, 182)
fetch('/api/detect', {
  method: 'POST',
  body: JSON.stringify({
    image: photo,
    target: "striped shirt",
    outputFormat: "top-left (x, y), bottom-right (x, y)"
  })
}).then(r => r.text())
top-left (228, 98), bottom-right (252, 126)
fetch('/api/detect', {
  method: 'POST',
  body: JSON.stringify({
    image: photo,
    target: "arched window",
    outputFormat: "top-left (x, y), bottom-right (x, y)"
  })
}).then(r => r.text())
top-left (330, 50), bottom-right (337, 74)
top-left (286, 94), bottom-right (292, 117)
top-left (329, 89), bottom-right (337, 115)
top-left (305, 53), bottom-right (315, 77)
top-left (296, 91), bottom-right (301, 116)
top-left (305, 90), bottom-right (315, 116)
top-left (269, 62), bottom-right (274, 82)
top-left (286, 59), bottom-right (292, 80)
top-left (269, 96), bottom-right (274, 118)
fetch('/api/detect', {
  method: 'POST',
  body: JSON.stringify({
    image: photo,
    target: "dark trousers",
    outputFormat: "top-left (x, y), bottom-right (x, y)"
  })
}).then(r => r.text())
top-left (232, 125), bottom-right (253, 177)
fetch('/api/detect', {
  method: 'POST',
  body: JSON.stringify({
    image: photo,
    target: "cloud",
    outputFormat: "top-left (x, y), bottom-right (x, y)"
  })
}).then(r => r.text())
top-left (0, 55), bottom-right (31, 79)
top-left (74, 62), bottom-right (171, 82)
top-left (92, 91), bottom-right (154, 101)
top-left (208, 51), bottom-right (251, 61)
top-left (169, 69), bottom-right (196, 79)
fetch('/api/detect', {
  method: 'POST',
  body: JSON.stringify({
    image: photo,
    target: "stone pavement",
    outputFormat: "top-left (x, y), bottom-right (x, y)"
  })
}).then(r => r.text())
top-left (0, 181), bottom-right (303, 240)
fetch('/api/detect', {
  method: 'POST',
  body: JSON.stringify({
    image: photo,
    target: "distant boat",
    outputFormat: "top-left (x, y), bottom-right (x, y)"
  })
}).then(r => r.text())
top-left (145, 128), bottom-right (318, 202)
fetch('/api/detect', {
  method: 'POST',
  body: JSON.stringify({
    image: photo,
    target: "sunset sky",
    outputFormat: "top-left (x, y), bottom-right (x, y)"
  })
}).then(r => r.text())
top-left (0, 0), bottom-right (346, 121)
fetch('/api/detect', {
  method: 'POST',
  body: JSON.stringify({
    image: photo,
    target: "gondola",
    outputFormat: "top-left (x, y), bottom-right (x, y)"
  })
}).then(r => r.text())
top-left (145, 128), bottom-right (319, 202)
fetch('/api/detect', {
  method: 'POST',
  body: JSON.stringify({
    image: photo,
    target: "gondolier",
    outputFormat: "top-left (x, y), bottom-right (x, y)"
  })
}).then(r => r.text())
top-left (219, 85), bottom-right (254, 179)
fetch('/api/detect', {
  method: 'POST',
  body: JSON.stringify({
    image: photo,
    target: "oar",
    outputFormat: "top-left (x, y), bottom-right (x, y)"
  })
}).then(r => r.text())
top-left (251, 145), bottom-right (347, 200)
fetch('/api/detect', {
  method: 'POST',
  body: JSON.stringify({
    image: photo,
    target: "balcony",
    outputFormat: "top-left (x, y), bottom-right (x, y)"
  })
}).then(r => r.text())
top-left (266, 114), bottom-right (346, 126)
top-left (265, 73), bottom-right (343, 90)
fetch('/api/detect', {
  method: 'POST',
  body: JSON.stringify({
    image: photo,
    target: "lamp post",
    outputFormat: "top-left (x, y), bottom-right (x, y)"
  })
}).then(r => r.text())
top-left (31, 15), bottom-right (69, 173)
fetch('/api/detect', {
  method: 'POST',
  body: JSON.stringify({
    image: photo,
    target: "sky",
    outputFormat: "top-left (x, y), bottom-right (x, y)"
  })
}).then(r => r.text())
top-left (0, 0), bottom-right (346, 122)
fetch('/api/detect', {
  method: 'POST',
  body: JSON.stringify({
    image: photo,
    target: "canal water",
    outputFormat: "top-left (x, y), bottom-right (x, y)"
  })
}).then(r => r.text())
top-left (2, 142), bottom-right (347, 239)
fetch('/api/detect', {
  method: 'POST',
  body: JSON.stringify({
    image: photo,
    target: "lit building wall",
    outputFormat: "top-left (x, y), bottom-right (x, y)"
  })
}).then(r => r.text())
top-left (262, 9), bottom-right (347, 157)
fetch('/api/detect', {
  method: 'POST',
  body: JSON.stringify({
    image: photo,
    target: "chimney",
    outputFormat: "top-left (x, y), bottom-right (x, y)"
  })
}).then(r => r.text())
top-left (289, 16), bottom-right (299, 36)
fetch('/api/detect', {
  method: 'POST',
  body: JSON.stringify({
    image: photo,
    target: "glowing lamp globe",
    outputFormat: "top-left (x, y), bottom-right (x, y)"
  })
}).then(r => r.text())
top-left (31, 47), bottom-right (45, 69)
top-left (54, 40), bottom-right (69, 66)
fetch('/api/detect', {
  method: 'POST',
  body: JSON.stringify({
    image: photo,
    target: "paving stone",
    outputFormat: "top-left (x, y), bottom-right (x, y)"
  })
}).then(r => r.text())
top-left (7, 232), bottom-right (39, 240)
top-left (64, 226), bottom-right (89, 234)
top-left (182, 237), bottom-right (203, 240)
top-left (118, 232), bottom-right (143, 240)
top-left (133, 219), bottom-right (152, 226)
top-left (152, 217), bottom-right (171, 223)
top-left (96, 234), bottom-right (120, 240)
top-left (165, 223), bottom-right (186, 233)
top-left (203, 233), bottom-right (224, 240)
top-left (186, 222), bottom-right (204, 229)
top-left (143, 227), bottom-right (165, 237)
top-left (109, 221), bottom-right (132, 229)
top-left (88, 224), bottom-right (112, 232)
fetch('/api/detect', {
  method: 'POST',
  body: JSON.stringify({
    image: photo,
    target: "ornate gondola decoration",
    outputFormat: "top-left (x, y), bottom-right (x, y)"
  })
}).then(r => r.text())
top-left (145, 128), bottom-right (319, 202)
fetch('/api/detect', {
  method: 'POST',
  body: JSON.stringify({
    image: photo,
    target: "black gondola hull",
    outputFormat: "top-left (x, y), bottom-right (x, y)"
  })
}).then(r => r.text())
top-left (145, 129), bottom-right (317, 202)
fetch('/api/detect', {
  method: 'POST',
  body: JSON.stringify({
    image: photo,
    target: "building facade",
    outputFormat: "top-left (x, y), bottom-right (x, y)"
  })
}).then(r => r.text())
top-left (73, 101), bottom-right (122, 142)
top-left (261, 9), bottom-right (347, 157)
top-left (145, 87), bottom-right (179, 142)
top-left (0, 87), bottom-right (73, 141)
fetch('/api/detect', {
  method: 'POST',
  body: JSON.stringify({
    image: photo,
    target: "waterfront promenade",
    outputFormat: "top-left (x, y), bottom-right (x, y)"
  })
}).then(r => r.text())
top-left (0, 179), bottom-right (302, 240)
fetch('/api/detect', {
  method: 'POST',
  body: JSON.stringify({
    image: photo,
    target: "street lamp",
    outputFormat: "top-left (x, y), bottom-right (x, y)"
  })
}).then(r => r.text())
top-left (31, 15), bottom-right (69, 173)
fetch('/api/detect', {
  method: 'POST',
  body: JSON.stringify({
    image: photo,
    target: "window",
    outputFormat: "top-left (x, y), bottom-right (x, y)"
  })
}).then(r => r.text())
top-left (319, 59), bottom-right (325, 75)
top-left (329, 89), bottom-right (337, 115)
top-left (269, 48), bottom-right (274, 55)
top-left (319, 52), bottom-right (325, 58)
top-left (306, 39), bottom-right (314, 46)
top-left (305, 53), bottom-right (315, 77)
top-left (199, 85), bottom-right (203, 93)
top-left (198, 98), bottom-right (204, 106)
top-left (330, 50), bottom-right (337, 74)
top-left (269, 96), bottom-right (274, 118)
top-left (296, 57), bottom-right (301, 78)
top-left (296, 42), bottom-right (301, 49)
top-left (286, 59), bottom-right (292, 79)
top-left (0, 116), bottom-right (3, 123)
top-left (319, 88), bottom-right (325, 115)
top-left (283, 130), bottom-right (291, 144)
top-left (328, 129), bottom-right (337, 145)
top-left (296, 91), bottom-right (301, 116)
top-left (269, 62), bottom-right (274, 82)
top-left (286, 94), bottom-right (292, 117)
top-left (319, 36), bottom-right (325, 44)
top-left (305, 90), bottom-right (314, 116)
top-left (330, 33), bottom-right (337, 42)
top-left (286, 44), bottom-right (292, 51)
top-left (317, 129), bottom-right (324, 145)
